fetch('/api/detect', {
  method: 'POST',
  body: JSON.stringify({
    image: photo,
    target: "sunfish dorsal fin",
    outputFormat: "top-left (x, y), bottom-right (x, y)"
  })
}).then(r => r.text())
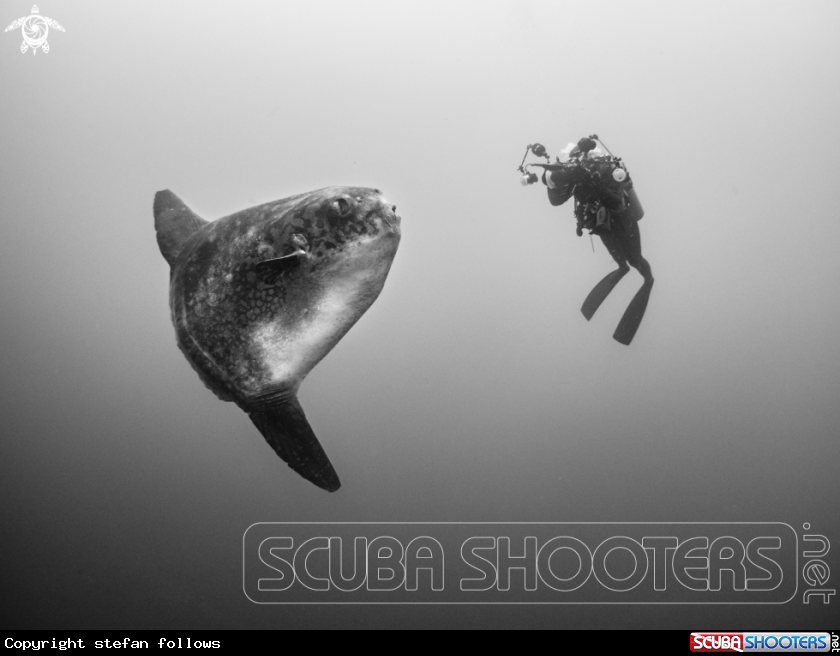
top-left (154, 189), bottom-right (208, 268)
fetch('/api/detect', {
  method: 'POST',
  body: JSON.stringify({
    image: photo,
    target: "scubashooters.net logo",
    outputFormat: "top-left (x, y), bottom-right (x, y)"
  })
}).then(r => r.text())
top-left (689, 632), bottom-right (834, 652)
top-left (4, 5), bottom-right (64, 55)
top-left (242, 523), bottom-right (835, 604)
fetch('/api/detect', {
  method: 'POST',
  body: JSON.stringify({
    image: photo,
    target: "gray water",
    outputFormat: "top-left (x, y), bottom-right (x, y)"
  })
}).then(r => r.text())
top-left (1, 0), bottom-right (837, 629)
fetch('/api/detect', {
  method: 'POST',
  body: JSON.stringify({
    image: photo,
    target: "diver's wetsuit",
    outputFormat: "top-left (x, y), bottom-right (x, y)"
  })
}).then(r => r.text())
top-left (543, 157), bottom-right (652, 283)
top-left (544, 157), bottom-right (623, 224)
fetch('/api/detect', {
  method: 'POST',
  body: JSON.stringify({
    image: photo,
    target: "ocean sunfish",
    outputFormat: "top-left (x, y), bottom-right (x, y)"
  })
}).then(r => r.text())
top-left (154, 187), bottom-right (402, 492)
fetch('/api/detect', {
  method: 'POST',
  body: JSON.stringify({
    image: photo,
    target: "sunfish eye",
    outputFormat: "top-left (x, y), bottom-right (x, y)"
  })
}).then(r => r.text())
top-left (331, 198), bottom-right (352, 217)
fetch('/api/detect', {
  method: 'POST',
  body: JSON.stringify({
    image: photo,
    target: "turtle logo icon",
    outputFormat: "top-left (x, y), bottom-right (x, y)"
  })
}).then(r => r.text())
top-left (4, 5), bottom-right (64, 55)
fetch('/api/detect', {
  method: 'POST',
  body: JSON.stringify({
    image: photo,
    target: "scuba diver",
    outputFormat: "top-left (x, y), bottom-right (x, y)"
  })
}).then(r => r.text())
top-left (518, 136), bottom-right (654, 345)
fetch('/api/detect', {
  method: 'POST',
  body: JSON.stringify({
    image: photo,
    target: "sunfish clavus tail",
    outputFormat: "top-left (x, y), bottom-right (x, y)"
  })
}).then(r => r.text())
top-left (154, 187), bottom-right (401, 492)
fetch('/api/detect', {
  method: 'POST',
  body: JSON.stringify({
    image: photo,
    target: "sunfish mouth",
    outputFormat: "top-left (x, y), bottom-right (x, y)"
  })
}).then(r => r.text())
top-left (377, 198), bottom-right (401, 235)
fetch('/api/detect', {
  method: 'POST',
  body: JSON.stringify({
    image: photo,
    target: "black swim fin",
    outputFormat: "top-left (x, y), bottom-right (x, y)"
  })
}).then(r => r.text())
top-left (248, 397), bottom-right (341, 492)
top-left (612, 279), bottom-right (654, 345)
top-left (581, 268), bottom-right (629, 321)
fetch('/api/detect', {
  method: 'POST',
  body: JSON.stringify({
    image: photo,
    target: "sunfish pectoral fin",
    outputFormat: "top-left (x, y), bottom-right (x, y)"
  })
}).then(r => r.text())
top-left (254, 250), bottom-right (306, 285)
top-left (247, 397), bottom-right (341, 492)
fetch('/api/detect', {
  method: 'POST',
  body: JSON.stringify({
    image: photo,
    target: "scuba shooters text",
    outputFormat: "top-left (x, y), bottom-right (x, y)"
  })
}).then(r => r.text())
top-left (243, 522), bottom-right (804, 603)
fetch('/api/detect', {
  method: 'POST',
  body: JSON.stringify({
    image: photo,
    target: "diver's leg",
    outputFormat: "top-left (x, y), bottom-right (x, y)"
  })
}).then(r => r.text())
top-left (623, 219), bottom-right (653, 282)
top-left (581, 230), bottom-right (630, 321)
top-left (613, 221), bottom-right (654, 345)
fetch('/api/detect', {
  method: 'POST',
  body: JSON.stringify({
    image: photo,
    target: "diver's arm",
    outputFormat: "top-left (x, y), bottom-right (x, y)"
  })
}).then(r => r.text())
top-left (544, 165), bottom-right (576, 206)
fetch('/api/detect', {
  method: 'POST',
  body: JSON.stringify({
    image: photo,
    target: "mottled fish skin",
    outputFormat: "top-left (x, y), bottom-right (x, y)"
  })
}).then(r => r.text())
top-left (157, 186), bottom-right (401, 490)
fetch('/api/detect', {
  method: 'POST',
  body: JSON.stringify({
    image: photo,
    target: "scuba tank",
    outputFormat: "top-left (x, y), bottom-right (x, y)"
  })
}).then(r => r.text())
top-left (625, 182), bottom-right (644, 221)
top-left (613, 165), bottom-right (644, 220)
top-left (600, 138), bottom-right (643, 222)
top-left (583, 151), bottom-right (645, 223)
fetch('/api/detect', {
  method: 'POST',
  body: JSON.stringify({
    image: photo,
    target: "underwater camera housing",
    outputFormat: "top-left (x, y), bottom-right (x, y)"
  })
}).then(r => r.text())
top-left (516, 134), bottom-right (643, 220)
